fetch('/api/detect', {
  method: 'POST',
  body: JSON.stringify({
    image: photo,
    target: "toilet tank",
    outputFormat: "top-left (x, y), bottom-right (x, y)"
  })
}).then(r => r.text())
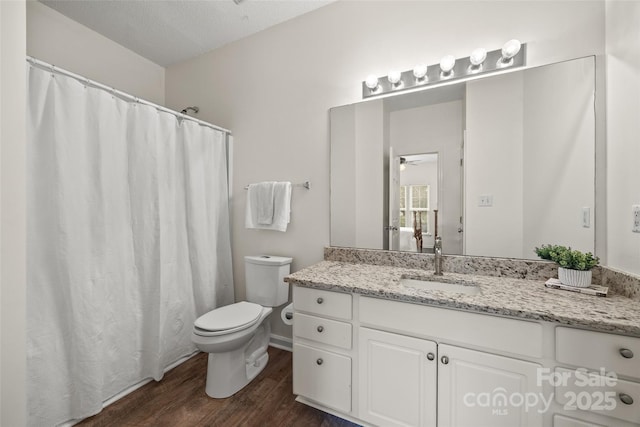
top-left (245, 255), bottom-right (292, 307)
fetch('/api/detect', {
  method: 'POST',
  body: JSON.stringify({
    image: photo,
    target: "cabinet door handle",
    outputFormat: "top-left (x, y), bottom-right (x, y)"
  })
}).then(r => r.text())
top-left (426, 352), bottom-right (435, 361)
top-left (316, 297), bottom-right (324, 304)
top-left (441, 355), bottom-right (449, 365)
top-left (620, 348), bottom-right (634, 359)
top-left (619, 393), bottom-right (634, 405)
top-left (317, 325), bottom-right (324, 333)
top-left (316, 358), bottom-right (323, 366)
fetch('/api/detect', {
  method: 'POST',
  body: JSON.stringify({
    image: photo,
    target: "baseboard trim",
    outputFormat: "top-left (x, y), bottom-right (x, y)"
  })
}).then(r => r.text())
top-left (269, 333), bottom-right (292, 352)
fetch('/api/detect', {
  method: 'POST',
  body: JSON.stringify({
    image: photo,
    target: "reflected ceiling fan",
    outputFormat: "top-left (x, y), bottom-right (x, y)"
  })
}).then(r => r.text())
top-left (400, 156), bottom-right (426, 171)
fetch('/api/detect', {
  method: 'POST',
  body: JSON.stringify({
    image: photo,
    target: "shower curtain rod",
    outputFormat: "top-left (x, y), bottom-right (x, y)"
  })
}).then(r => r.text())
top-left (26, 56), bottom-right (232, 135)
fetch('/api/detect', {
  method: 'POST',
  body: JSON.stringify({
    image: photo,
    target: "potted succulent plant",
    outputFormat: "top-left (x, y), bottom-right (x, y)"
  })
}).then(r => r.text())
top-left (534, 244), bottom-right (599, 288)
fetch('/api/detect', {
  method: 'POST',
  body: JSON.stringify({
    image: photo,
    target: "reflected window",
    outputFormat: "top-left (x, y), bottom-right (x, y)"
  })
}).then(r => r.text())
top-left (399, 184), bottom-right (430, 233)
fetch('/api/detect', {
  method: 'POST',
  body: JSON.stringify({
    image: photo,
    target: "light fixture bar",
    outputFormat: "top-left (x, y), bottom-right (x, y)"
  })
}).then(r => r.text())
top-left (362, 43), bottom-right (526, 99)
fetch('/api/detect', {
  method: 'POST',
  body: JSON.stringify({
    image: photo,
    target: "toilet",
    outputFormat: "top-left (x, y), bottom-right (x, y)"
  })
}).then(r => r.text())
top-left (192, 255), bottom-right (292, 398)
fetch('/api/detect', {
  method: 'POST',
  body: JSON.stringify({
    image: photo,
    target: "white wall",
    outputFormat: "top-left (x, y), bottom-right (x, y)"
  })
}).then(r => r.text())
top-left (391, 101), bottom-right (463, 254)
top-left (466, 73), bottom-right (524, 258)
top-left (26, 1), bottom-right (165, 105)
top-left (606, 0), bottom-right (640, 275)
top-left (1, 1), bottom-right (27, 425)
top-left (165, 0), bottom-right (605, 338)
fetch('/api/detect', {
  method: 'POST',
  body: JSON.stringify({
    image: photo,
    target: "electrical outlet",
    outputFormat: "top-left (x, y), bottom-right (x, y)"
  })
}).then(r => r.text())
top-left (479, 195), bottom-right (493, 207)
top-left (582, 207), bottom-right (590, 228)
top-left (633, 205), bottom-right (640, 233)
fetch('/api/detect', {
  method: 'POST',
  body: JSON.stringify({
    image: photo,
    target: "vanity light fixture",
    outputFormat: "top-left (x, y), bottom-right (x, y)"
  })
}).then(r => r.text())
top-left (362, 39), bottom-right (526, 99)
top-left (439, 55), bottom-right (456, 76)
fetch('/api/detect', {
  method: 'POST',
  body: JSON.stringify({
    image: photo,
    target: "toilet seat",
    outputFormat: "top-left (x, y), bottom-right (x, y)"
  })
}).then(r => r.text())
top-left (194, 301), bottom-right (263, 337)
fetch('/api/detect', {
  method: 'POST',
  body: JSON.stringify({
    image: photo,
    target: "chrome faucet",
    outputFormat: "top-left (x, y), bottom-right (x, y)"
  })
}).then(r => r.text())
top-left (434, 236), bottom-right (443, 276)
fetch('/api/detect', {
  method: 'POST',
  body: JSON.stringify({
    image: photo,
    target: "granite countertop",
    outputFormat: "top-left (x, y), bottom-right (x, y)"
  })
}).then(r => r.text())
top-left (285, 260), bottom-right (640, 337)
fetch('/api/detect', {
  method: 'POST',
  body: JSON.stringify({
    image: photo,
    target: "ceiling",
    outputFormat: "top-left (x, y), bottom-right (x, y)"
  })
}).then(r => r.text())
top-left (40, 0), bottom-right (334, 67)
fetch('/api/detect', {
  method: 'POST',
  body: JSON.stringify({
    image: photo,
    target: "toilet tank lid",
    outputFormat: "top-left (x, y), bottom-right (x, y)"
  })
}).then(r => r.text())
top-left (245, 255), bottom-right (292, 266)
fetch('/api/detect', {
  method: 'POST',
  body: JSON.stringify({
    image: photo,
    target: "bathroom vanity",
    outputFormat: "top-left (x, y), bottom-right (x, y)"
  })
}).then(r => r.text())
top-left (286, 250), bottom-right (640, 427)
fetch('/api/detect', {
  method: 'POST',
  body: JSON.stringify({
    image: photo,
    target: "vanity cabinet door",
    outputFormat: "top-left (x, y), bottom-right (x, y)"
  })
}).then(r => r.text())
top-left (438, 344), bottom-right (543, 427)
top-left (359, 327), bottom-right (437, 427)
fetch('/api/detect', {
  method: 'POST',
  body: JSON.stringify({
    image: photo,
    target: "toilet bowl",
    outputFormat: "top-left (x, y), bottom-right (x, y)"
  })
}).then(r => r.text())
top-left (192, 255), bottom-right (292, 398)
top-left (192, 302), bottom-right (273, 398)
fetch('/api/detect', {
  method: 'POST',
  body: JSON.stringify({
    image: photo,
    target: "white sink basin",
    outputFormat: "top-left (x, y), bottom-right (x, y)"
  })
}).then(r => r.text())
top-left (400, 277), bottom-right (481, 295)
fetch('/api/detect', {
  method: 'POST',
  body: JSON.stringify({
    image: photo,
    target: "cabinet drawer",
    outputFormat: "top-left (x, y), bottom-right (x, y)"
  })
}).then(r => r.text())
top-left (555, 367), bottom-right (640, 424)
top-left (553, 414), bottom-right (606, 427)
top-left (293, 312), bottom-right (352, 349)
top-left (556, 328), bottom-right (640, 380)
top-left (360, 296), bottom-right (543, 358)
top-left (293, 343), bottom-right (351, 413)
top-left (293, 286), bottom-right (352, 320)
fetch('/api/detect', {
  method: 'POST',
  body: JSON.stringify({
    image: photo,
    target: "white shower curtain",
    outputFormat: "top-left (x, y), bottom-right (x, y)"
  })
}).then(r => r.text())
top-left (26, 64), bottom-right (234, 426)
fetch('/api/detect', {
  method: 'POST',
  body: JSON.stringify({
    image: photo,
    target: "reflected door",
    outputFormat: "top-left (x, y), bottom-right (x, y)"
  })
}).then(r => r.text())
top-left (388, 147), bottom-right (400, 250)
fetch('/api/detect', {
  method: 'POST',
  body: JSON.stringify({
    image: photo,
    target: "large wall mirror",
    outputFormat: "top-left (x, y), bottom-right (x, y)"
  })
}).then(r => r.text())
top-left (330, 56), bottom-right (596, 260)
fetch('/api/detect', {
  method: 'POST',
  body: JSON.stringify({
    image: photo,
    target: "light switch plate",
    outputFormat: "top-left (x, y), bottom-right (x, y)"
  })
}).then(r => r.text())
top-left (633, 205), bottom-right (640, 233)
top-left (479, 195), bottom-right (493, 207)
top-left (582, 207), bottom-right (590, 228)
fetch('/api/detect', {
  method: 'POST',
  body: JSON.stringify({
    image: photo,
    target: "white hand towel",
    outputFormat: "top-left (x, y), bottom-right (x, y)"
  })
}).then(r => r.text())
top-left (248, 181), bottom-right (276, 225)
top-left (245, 181), bottom-right (292, 232)
top-left (271, 182), bottom-right (292, 231)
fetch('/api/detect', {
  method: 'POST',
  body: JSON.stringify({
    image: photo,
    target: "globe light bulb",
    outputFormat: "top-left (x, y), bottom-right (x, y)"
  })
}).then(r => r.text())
top-left (470, 48), bottom-right (487, 66)
top-left (501, 39), bottom-right (521, 61)
top-left (365, 74), bottom-right (379, 90)
top-left (388, 70), bottom-right (402, 85)
top-left (440, 55), bottom-right (456, 74)
top-left (413, 64), bottom-right (428, 80)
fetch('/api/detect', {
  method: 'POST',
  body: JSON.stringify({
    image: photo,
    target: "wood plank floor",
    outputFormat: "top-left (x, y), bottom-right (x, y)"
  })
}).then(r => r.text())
top-left (77, 347), bottom-right (361, 427)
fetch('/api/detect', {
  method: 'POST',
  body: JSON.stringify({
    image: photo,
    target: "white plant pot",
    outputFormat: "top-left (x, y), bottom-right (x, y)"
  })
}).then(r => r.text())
top-left (558, 267), bottom-right (592, 288)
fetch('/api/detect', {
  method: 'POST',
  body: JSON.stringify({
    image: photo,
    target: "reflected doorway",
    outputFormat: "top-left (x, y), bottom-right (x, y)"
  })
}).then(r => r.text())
top-left (390, 152), bottom-right (463, 254)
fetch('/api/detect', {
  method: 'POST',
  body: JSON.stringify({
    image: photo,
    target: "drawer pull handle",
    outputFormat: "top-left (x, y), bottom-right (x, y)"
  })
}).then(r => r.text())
top-left (316, 297), bottom-right (324, 304)
top-left (441, 355), bottom-right (449, 365)
top-left (619, 393), bottom-right (634, 405)
top-left (427, 352), bottom-right (435, 361)
top-left (316, 358), bottom-right (323, 366)
top-left (620, 348), bottom-right (634, 359)
top-left (317, 325), bottom-right (324, 333)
